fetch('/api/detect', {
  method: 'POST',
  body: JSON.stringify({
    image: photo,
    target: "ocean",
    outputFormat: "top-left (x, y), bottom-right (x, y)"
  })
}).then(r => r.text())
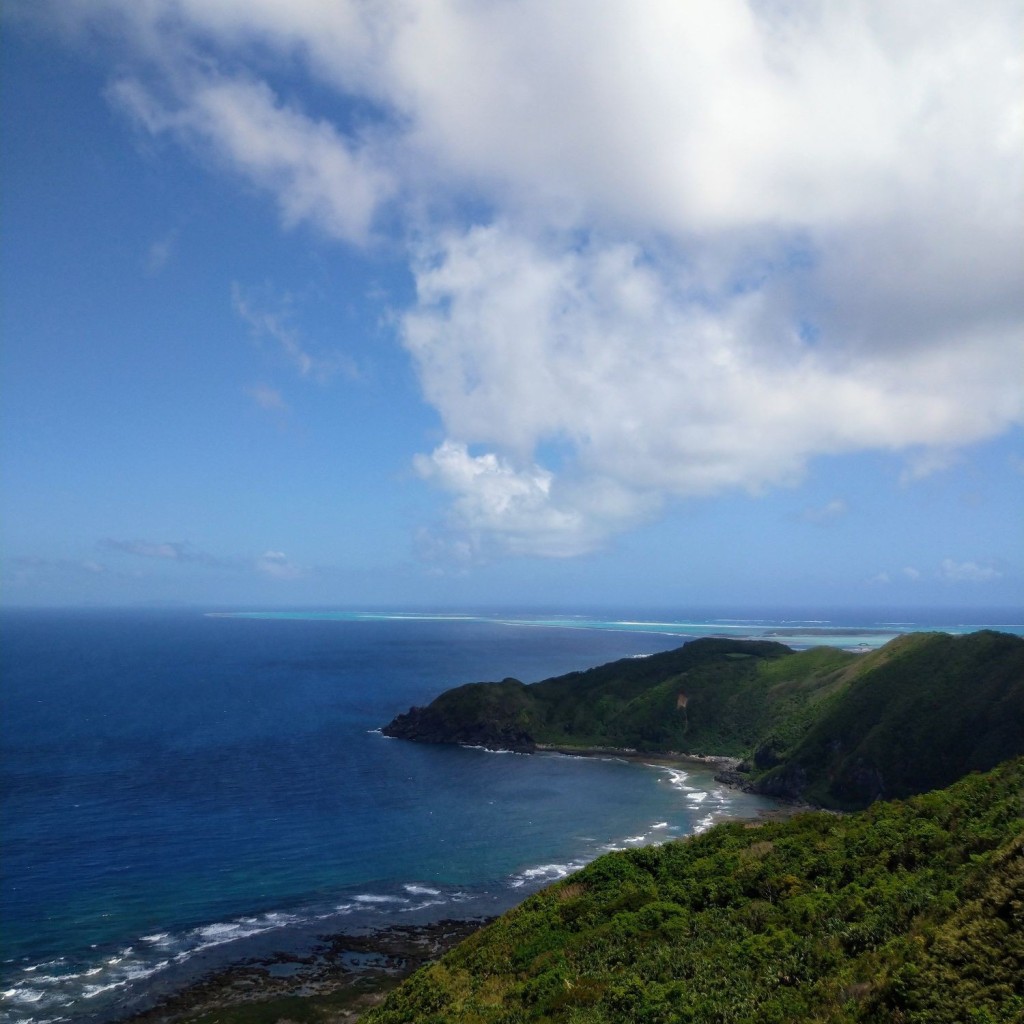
top-left (2, 607), bottom-right (1021, 1023)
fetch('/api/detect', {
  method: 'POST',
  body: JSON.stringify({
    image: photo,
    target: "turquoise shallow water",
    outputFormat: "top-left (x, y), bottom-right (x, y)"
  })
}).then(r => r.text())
top-left (218, 607), bottom-right (1024, 650)
top-left (2, 607), bottom-right (1020, 1022)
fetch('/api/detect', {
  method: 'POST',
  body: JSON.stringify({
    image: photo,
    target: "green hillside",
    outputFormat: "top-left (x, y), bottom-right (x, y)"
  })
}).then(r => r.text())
top-left (383, 638), bottom-right (846, 757)
top-left (382, 631), bottom-right (1024, 809)
top-left (365, 758), bottom-right (1024, 1024)
top-left (756, 630), bottom-right (1024, 808)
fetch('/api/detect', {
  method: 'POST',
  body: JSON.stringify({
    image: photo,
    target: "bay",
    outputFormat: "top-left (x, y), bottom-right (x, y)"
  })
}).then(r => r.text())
top-left (2, 606), bottom-right (1020, 1023)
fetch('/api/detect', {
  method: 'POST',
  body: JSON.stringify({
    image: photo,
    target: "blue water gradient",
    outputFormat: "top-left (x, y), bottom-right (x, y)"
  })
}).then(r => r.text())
top-left (1, 607), bottom-right (1020, 1022)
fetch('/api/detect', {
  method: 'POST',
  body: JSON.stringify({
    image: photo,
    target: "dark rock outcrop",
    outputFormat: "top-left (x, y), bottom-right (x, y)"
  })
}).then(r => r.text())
top-left (382, 705), bottom-right (537, 753)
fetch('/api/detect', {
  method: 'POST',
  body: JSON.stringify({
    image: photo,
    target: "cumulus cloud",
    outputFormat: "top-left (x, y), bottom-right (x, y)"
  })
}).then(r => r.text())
top-left (403, 225), bottom-right (1020, 553)
top-left (413, 440), bottom-right (643, 558)
top-left (256, 550), bottom-right (304, 579)
top-left (24, 0), bottom-right (1024, 558)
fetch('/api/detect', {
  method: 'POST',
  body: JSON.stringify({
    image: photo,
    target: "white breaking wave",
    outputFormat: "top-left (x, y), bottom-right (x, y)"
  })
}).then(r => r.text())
top-left (403, 884), bottom-right (442, 896)
top-left (0, 893), bottom-right (457, 1024)
top-left (508, 860), bottom-right (587, 888)
top-left (656, 767), bottom-right (694, 791)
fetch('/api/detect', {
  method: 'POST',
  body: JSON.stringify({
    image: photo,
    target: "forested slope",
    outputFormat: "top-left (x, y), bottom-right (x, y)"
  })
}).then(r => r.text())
top-left (365, 759), bottom-right (1024, 1024)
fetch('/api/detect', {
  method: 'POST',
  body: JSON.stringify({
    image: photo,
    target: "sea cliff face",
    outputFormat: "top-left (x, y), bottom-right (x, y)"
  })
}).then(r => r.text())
top-left (382, 706), bottom-right (535, 752)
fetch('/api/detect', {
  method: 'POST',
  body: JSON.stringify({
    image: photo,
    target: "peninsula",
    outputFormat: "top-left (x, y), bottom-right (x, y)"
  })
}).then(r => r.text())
top-left (383, 629), bottom-right (1024, 809)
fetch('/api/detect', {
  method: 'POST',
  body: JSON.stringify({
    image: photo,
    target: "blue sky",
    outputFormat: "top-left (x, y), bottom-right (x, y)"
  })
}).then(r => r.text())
top-left (3, 1), bottom-right (1022, 610)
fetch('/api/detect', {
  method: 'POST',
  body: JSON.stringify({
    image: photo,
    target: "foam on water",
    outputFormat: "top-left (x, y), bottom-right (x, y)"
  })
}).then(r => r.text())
top-left (508, 862), bottom-right (588, 888)
top-left (0, 884), bottom-right (499, 1024)
top-left (403, 885), bottom-right (442, 896)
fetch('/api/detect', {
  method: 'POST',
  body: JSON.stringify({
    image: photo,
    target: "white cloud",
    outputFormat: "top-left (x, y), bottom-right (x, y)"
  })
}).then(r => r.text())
top-left (24, 0), bottom-right (1024, 558)
top-left (403, 225), bottom-right (1021, 551)
top-left (245, 383), bottom-right (288, 412)
top-left (100, 538), bottom-right (230, 566)
top-left (803, 499), bottom-right (848, 525)
top-left (939, 559), bottom-right (1002, 583)
top-left (414, 441), bottom-right (609, 558)
top-left (899, 448), bottom-right (961, 486)
top-left (873, 561), bottom-right (1002, 584)
top-left (256, 550), bottom-right (304, 579)
top-left (232, 283), bottom-right (358, 382)
top-left (101, 538), bottom-right (305, 578)
top-left (109, 72), bottom-right (392, 244)
top-left (146, 229), bottom-right (177, 273)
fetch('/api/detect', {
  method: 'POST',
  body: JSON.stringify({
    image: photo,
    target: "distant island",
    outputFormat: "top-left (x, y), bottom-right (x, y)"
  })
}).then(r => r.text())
top-left (383, 629), bottom-right (1024, 809)
top-left (368, 630), bottom-right (1024, 1023)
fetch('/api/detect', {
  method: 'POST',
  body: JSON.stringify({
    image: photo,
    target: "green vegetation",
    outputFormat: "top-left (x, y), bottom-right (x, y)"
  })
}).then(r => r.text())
top-left (759, 630), bottom-right (1024, 809)
top-left (364, 758), bottom-right (1024, 1024)
top-left (383, 631), bottom-right (1024, 809)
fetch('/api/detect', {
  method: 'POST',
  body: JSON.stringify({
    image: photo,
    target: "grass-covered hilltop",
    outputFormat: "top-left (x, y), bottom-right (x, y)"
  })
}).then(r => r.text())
top-left (367, 630), bottom-right (1024, 1024)
top-left (383, 630), bottom-right (1024, 810)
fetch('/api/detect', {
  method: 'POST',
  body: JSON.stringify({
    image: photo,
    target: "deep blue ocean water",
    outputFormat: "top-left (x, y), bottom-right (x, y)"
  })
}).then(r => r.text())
top-left (2, 607), bottom-right (1021, 1023)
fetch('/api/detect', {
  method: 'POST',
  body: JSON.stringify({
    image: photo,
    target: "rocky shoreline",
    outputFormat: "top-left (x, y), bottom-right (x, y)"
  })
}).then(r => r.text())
top-left (114, 754), bottom-right (808, 1024)
top-left (118, 918), bottom-right (491, 1024)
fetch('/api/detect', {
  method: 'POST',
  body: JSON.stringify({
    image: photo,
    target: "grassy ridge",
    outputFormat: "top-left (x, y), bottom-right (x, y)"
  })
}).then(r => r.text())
top-left (365, 759), bottom-right (1024, 1024)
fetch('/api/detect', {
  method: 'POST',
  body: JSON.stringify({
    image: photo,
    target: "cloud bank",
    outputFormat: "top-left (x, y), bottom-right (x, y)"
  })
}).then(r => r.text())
top-left (23, 0), bottom-right (1024, 558)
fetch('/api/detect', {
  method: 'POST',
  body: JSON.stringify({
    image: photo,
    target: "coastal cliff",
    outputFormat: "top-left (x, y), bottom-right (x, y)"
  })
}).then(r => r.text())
top-left (383, 678), bottom-right (538, 752)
